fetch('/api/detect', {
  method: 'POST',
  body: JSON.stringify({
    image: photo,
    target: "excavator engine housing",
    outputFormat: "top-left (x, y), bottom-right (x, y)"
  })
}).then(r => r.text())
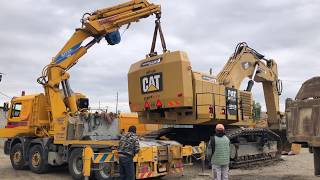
top-left (128, 51), bottom-right (254, 125)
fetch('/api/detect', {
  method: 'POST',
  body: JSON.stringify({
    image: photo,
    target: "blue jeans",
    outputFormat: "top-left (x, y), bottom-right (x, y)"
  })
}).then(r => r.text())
top-left (119, 156), bottom-right (135, 180)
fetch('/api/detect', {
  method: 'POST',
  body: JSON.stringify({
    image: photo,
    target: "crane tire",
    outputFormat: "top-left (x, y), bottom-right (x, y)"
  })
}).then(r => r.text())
top-left (10, 143), bottom-right (27, 170)
top-left (94, 163), bottom-right (114, 180)
top-left (28, 144), bottom-right (49, 174)
top-left (68, 148), bottom-right (84, 180)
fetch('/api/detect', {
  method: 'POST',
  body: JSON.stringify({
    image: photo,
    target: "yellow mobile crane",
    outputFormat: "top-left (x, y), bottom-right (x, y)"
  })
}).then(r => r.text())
top-left (128, 42), bottom-right (286, 167)
top-left (0, 1), bottom-right (201, 180)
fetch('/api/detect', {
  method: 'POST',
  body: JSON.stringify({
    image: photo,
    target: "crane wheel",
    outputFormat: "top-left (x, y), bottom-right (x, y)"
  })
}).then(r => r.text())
top-left (94, 163), bottom-right (113, 180)
top-left (28, 144), bottom-right (49, 174)
top-left (68, 148), bottom-right (84, 180)
top-left (10, 143), bottom-right (27, 170)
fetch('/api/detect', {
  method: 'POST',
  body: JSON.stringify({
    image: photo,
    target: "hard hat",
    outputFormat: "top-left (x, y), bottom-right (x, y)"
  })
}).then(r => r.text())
top-left (216, 124), bottom-right (225, 130)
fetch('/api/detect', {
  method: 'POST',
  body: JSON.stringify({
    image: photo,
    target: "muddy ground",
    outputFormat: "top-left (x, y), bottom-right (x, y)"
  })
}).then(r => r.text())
top-left (0, 145), bottom-right (318, 180)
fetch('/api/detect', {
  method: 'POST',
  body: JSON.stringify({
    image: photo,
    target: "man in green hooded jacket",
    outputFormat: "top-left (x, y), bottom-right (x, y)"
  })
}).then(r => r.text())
top-left (206, 124), bottom-right (230, 180)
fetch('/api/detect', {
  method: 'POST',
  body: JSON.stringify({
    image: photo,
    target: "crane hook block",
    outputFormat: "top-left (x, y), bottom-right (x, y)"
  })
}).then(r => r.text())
top-left (105, 30), bottom-right (121, 45)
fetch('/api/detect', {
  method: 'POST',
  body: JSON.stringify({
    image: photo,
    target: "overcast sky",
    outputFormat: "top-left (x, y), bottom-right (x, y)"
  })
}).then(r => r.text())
top-left (0, 0), bottom-right (319, 112)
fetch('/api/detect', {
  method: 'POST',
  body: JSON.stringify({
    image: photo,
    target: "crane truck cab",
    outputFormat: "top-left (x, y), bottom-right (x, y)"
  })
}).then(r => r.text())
top-left (1, 94), bottom-right (47, 138)
top-left (1, 92), bottom-right (89, 139)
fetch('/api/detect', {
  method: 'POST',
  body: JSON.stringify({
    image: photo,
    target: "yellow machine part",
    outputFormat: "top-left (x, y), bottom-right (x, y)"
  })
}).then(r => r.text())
top-left (128, 51), bottom-right (254, 125)
top-left (82, 141), bottom-right (203, 179)
top-left (118, 113), bottom-right (162, 135)
top-left (0, 128), bottom-right (32, 138)
top-left (128, 51), bottom-right (194, 112)
top-left (291, 143), bottom-right (301, 154)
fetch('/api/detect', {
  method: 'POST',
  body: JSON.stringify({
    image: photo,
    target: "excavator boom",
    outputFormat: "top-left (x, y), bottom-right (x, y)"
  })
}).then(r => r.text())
top-left (217, 42), bottom-right (282, 129)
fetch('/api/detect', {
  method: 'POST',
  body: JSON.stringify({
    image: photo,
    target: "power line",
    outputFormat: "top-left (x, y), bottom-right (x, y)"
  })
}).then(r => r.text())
top-left (0, 90), bottom-right (11, 99)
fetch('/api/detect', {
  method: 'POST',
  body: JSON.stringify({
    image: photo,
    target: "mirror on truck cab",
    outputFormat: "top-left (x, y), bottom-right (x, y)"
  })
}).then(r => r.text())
top-left (3, 102), bottom-right (9, 112)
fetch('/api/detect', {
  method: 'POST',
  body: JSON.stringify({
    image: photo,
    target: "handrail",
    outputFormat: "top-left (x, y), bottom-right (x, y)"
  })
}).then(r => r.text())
top-left (195, 91), bottom-right (253, 121)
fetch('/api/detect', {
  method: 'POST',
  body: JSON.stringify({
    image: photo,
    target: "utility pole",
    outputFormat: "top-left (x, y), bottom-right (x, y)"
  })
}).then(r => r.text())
top-left (116, 92), bottom-right (118, 114)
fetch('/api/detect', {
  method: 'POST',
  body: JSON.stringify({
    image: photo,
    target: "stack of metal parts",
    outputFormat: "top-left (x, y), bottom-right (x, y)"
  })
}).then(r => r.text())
top-left (67, 112), bottom-right (120, 141)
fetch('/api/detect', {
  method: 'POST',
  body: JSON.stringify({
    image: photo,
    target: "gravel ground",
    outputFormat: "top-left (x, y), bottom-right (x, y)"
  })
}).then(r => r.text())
top-left (0, 147), bottom-right (317, 180)
top-left (166, 149), bottom-right (318, 180)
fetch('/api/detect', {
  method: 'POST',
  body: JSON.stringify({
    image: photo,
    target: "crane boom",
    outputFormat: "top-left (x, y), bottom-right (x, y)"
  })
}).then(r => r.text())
top-left (37, 0), bottom-right (160, 123)
top-left (54, 0), bottom-right (160, 70)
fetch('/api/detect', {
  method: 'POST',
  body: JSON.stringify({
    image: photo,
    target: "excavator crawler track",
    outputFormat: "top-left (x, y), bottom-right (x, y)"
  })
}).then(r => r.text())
top-left (227, 128), bottom-right (282, 168)
top-left (143, 126), bottom-right (282, 168)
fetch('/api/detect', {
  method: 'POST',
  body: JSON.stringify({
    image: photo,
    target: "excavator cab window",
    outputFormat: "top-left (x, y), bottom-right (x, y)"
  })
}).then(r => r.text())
top-left (10, 103), bottom-right (22, 118)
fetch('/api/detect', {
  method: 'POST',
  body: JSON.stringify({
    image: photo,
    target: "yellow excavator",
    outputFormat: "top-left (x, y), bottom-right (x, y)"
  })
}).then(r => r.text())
top-left (128, 42), bottom-right (286, 167)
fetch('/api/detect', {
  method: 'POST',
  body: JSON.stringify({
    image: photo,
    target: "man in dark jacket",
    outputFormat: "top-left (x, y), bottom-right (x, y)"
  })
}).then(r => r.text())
top-left (206, 124), bottom-right (230, 180)
top-left (118, 126), bottom-right (140, 180)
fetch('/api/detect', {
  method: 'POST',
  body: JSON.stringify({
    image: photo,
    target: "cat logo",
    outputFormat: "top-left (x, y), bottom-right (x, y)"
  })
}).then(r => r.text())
top-left (140, 73), bottom-right (163, 94)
